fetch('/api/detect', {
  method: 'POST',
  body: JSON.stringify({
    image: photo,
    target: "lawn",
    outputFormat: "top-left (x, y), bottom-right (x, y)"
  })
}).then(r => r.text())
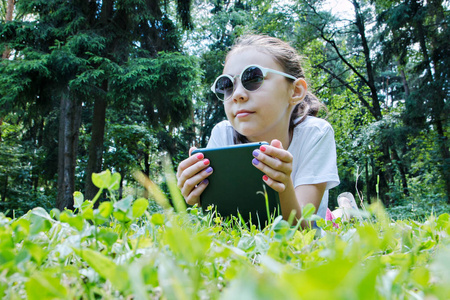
top-left (1, 171), bottom-right (449, 299)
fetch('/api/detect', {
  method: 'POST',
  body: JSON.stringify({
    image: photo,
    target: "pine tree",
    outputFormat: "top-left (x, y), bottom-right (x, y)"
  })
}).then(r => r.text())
top-left (0, 0), bottom-right (198, 210)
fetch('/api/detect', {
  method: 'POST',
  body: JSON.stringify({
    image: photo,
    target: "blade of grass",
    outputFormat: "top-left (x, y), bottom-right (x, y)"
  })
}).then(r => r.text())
top-left (163, 157), bottom-right (186, 213)
top-left (132, 170), bottom-right (171, 209)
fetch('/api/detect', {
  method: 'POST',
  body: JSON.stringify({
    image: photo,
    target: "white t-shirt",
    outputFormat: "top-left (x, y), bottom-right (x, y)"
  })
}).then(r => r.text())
top-left (206, 116), bottom-right (340, 218)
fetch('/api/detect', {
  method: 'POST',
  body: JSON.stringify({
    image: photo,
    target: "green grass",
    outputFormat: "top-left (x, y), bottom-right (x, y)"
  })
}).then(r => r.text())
top-left (1, 170), bottom-right (449, 299)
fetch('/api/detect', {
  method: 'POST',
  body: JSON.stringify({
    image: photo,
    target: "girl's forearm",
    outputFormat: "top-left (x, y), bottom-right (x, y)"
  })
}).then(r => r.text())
top-left (278, 181), bottom-right (302, 222)
top-left (279, 181), bottom-right (327, 227)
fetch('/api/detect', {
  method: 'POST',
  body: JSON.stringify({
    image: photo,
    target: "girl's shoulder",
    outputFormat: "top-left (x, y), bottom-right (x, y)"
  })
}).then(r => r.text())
top-left (213, 120), bottom-right (233, 129)
top-left (208, 120), bottom-right (234, 148)
top-left (211, 120), bottom-right (234, 136)
top-left (294, 116), bottom-right (333, 133)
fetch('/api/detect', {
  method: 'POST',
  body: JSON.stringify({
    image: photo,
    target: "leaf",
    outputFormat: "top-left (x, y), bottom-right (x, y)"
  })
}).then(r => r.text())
top-left (29, 211), bottom-right (52, 236)
top-left (98, 201), bottom-right (113, 219)
top-left (97, 228), bottom-right (118, 247)
top-left (158, 256), bottom-right (193, 300)
top-left (59, 211), bottom-right (72, 223)
top-left (113, 211), bottom-right (131, 223)
top-left (23, 241), bottom-right (47, 265)
top-left (151, 213), bottom-right (164, 225)
top-left (237, 234), bottom-right (256, 252)
top-left (73, 191), bottom-right (84, 209)
top-left (114, 195), bottom-right (133, 212)
top-left (92, 170), bottom-right (111, 189)
top-left (301, 203), bottom-right (316, 220)
top-left (50, 208), bottom-right (60, 220)
top-left (108, 172), bottom-right (121, 190)
top-left (436, 213), bottom-right (450, 230)
top-left (81, 208), bottom-right (94, 220)
top-left (73, 248), bottom-right (129, 292)
top-left (30, 207), bottom-right (53, 221)
top-left (68, 215), bottom-right (84, 232)
top-left (273, 219), bottom-right (290, 239)
top-left (132, 198), bottom-right (149, 219)
top-left (25, 271), bottom-right (68, 300)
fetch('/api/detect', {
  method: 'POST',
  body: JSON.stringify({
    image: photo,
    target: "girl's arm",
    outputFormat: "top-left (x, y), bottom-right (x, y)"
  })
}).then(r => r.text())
top-left (287, 182), bottom-right (326, 224)
top-left (252, 139), bottom-right (326, 225)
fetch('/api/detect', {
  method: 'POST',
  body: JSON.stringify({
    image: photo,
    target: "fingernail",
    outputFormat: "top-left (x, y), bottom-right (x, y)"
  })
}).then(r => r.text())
top-left (196, 153), bottom-right (204, 159)
top-left (260, 146), bottom-right (267, 152)
top-left (205, 167), bottom-right (213, 173)
top-left (202, 179), bottom-right (209, 185)
top-left (252, 158), bottom-right (260, 165)
top-left (263, 175), bottom-right (269, 181)
top-left (252, 150), bottom-right (259, 157)
top-left (203, 159), bottom-right (210, 166)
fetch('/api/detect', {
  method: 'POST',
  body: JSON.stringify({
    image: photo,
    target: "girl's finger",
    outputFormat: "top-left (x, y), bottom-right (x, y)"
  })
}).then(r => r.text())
top-left (177, 156), bottom-right (210, 188)
top-left (176, 152), bottom-right (205, 178)
top-left (262, 174), bottom-right (286, 193)
top-left (185, 179), bottom-right (209, 206)
top-left (259, 144), bottom-right (293, 163)
top-left (179, 166), bottom-right (213, 199)
top-left (253, 158), bottom-right (289, 184)
top-left (253, 149), bottom-right (292, 174)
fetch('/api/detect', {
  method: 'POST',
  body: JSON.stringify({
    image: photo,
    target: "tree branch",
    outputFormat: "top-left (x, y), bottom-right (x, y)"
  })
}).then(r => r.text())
top-left (316, 63), bottom-right (376, 116)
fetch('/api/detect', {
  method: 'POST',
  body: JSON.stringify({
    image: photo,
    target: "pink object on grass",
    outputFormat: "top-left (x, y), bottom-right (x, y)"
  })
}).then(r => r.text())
top-left (326, 208), bottom-right (339, 228)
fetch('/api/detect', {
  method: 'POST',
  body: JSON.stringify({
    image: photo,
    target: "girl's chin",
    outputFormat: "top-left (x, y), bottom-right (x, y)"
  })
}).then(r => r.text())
top-left (231, 121), bottom-right (264, 138)
top-left (234, 128), bottom-right (260, 142)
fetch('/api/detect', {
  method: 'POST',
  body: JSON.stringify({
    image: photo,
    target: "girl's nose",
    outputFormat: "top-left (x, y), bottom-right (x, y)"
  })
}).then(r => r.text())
top-left (232, 79), bottom-right (248, 102)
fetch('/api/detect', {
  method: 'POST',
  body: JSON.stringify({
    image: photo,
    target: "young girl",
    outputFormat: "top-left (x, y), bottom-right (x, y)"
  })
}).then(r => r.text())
top-left (176, 35), bottom-right (339, 223)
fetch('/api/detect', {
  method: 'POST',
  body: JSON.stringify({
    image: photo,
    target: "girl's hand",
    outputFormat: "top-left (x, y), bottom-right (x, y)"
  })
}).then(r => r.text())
top-left (251, 139), bottom-right (293, 193)
top-left (176, 147), bottom-right (213, 206)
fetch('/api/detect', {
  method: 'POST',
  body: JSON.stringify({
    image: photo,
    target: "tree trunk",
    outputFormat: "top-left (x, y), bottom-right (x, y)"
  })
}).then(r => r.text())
top-left (144, 140), bottom-right (150, 177)
top-left (392, 148), bottom-right (409, 196)
top-left (1, 176), bottom-right (7, 202)
top-left (399, 68), bottom-right (410, 98)
top-left (83, 0), bottom-right (113, 201)
top-left (353, 0), bottom-right (394, 203)
top-left (57, 87), bottom-right (82, 210)
top-left (365, 159), bottom-right (370, 204)
top-left (410, 0), bottom-right (450, 202)
top-left (119, 172), bottom-right (124, 200)
top-left (84, 82), bottom-right (107, 200)
top-left (352, 0), bottom-right (382, 120)
top-left (435, 119), bottom-right (450, 203)
top-left (2, 0), bottom-right (15, 59)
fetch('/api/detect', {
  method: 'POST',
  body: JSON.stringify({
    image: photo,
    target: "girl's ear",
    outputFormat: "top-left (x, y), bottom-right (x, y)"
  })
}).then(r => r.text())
top-left (290, 78), bottom-right (307, 105)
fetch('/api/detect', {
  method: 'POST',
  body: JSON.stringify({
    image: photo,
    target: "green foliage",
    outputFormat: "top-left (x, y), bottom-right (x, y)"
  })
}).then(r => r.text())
top-left (1, 0), bottom-right (448, 224)
top-left (1, 170), bottom-right (450, 299)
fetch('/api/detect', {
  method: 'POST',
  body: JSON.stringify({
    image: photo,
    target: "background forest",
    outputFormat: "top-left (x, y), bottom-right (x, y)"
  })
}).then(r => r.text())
top-left (0, 0), bottom-right (449, 220)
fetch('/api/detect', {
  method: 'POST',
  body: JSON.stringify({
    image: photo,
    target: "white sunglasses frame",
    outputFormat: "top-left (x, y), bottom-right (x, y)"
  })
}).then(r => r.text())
top-left (210, 64), bottom-right (297, 101)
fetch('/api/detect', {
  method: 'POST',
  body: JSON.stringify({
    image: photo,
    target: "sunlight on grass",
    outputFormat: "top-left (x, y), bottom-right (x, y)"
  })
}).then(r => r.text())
top-left (0, 169), bottom-right (449, 299)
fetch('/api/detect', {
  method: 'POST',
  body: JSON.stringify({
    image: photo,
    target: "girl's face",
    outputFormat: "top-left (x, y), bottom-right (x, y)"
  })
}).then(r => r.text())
top-left (222, 49), bottom-right (298, 144)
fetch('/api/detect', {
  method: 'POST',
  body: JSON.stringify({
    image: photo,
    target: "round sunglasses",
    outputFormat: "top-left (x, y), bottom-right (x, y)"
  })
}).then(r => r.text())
top-left (210, 64), bottom-right (297, 101)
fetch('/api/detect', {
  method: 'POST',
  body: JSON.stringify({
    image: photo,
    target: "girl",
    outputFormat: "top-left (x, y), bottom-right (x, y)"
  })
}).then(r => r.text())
top-left (176, 35), bottom-right (339, 223)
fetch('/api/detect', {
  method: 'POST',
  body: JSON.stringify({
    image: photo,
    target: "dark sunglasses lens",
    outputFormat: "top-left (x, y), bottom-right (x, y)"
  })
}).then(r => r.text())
top-left (215, 76), bottom-right (234, 100)
top-left (242, 66), bottom-right (264, 91)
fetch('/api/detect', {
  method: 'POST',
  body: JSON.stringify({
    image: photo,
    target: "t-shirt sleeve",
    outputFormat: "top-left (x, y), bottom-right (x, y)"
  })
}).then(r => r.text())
top-left (206, 121), bottom-right (234, 148)
top-left (291, 124), bottom-right (340, 190)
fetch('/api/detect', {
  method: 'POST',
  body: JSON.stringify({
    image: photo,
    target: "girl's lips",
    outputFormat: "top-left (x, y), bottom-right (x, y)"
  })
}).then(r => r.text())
top-left (235, 110), bottom-right (254, 118)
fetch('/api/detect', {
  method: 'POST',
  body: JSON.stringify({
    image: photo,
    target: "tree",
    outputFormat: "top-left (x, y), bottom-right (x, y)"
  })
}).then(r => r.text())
top-left (373, 0), bottom-right (450, 202)
top-left (0, 0), bottom-right (197, 210)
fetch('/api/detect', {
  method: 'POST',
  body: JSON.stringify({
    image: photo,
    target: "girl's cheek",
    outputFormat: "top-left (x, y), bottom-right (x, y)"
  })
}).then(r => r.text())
top-left (224, 105), bottom-right (233, 118)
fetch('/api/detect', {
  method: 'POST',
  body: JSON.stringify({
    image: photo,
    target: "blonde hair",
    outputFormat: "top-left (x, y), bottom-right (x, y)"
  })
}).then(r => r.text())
top-left (225, 34), bottom-right (325, 144)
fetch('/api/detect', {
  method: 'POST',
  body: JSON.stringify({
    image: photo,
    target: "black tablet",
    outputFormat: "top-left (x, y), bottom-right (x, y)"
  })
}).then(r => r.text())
top-left (192, 142), bottom-right (280, 227)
